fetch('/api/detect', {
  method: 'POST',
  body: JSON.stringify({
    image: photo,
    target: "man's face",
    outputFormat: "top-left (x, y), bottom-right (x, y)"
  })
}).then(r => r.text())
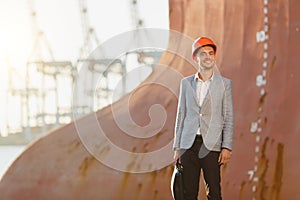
top-left (194, 46), bottom-right (216, 70)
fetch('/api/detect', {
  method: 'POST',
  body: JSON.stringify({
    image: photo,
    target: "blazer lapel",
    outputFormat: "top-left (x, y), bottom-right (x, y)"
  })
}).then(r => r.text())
top-left (201, 74), bottom-right (220, 108)
top-left (188, 76), bottom-right (199, 105)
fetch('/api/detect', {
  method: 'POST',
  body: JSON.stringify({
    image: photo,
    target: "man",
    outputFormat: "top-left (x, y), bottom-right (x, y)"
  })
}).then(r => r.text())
top-left (173, 37), bottom-right (234, 200)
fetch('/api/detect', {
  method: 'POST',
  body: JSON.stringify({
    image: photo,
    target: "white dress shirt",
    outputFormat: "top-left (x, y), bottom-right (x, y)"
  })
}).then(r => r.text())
top-left (194, 72), bottom-right (214, 135)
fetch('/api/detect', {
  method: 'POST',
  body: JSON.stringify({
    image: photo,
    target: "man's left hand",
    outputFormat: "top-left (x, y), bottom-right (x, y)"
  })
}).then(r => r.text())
top-left (218, 148), bottom-right (231, 165)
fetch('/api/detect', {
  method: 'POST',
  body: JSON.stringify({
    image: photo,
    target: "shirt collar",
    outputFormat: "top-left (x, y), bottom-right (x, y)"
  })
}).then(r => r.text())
top-left (194, 72), bottom-right (214, 82)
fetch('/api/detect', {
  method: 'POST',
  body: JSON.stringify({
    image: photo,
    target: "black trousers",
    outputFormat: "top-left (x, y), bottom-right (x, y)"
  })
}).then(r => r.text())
top-left (180, 135), bottom-right (222, 200)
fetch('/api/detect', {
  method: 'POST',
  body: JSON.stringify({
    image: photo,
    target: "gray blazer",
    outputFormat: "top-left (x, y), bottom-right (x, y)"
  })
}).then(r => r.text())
top-left (173, 73), bottom-right (234, 152)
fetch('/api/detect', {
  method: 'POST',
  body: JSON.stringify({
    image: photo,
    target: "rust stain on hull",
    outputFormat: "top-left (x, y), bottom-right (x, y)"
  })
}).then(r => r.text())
top-left (78, 156), bottom-right (96, 178)
top-left (270, 143), bottom-right (284, 200)
top-left (257, 137), bottom-right (270, 200)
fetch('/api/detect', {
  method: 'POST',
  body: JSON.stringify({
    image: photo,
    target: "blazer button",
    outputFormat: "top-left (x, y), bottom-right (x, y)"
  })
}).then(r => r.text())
top-left (200, 113), bottom-right (203, 117)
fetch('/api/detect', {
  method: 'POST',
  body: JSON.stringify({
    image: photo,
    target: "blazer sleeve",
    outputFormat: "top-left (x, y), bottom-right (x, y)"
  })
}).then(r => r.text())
top-left (173, 79), bottom-right (186, 150)
top-left (222, 80), bottom-right (234, 151)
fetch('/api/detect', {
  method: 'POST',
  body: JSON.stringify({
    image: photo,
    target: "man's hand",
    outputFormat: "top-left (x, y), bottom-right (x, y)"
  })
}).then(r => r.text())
top-left (174, 149), bottom-right (180, 162)
top-left (218, 148), bottom-right (231, 165)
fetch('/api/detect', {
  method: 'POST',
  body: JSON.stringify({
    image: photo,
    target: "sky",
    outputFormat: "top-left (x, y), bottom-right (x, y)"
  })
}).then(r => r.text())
top-left (0, 0), bottom-right (169, 135)
top-left (0, 0), bottom-right (169, 65)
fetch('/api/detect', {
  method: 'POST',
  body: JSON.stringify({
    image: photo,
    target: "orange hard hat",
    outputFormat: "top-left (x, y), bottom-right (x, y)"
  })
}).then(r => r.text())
top-left (192, 37), bottom-right (217, 60)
